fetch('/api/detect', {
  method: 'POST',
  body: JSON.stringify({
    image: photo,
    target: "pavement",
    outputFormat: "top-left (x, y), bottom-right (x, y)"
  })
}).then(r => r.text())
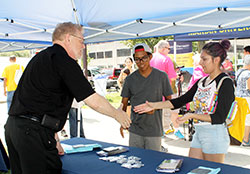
top-left (0, 102), bottom-right (250, 170)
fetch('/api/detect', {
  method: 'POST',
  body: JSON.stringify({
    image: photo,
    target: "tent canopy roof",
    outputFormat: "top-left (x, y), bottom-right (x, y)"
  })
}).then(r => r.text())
top-left (1, 0), bottom-right (250, 52)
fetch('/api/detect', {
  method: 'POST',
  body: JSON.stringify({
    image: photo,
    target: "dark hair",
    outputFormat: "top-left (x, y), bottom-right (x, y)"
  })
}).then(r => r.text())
top-left (202, 39), bottom-right (230, 64)
top-left (125, 57), bottom-right (133, 63)
top-left (123, 68), bottom-right (130, 75)
top-left (244, 46), bottom-right (250, 53)
top-left (133, 46), bottom-right (151, 57)
top-left (9, 56), bottom-right (16, 60)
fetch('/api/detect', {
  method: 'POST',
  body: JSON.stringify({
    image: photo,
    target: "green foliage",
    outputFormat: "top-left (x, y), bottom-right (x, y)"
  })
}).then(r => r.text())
top-left (191, 41), bottom-right (206, 53)
top-left (0, 50), bottom-right (31, 57)
top-left (105, 92), bottom-right (122, 108)
top-left (122, 36), bottom-right (173, 51)
top-left (192, 42), bottom-right (198, 52)
top-left (82, 92), bottom-right (122, 109)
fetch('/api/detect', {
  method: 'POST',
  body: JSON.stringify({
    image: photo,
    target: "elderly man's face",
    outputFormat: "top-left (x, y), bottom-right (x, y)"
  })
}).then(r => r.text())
top-left (68, 31), bottom-right (85, 60)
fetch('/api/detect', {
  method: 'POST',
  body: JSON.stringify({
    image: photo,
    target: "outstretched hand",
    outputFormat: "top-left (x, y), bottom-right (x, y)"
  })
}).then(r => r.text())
top-left (115, 103), bottom-right (131, 129)
top-left (176, 113), bottom-right (191, 125)
top-left (56, 142), bottom-right (65, 156)
top-left (133, 101), bottom-right (154, 114)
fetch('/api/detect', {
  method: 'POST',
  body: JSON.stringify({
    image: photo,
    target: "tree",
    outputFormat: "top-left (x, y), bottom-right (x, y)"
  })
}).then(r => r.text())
top-left (122, 36), bottom-right (173, 51)
top-left (0, 50), bottom-right (31, 57)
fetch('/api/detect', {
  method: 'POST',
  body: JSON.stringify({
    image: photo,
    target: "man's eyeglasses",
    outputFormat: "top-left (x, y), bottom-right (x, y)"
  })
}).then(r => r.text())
top-left (70, 34), bottom-right (84, 44)
top-left (134, 55), bottom-right (149, 63)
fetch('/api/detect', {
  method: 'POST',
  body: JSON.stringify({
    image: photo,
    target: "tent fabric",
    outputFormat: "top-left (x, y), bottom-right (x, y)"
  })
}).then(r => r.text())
top-left (1, 0), bottom-right (250, 52)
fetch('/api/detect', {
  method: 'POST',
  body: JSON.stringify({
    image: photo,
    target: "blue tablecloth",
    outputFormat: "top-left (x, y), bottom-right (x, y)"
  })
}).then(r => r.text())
top-left (61, 138), bottom-right (250, 174)
top-left (0, 139), bottom-right (9, 172)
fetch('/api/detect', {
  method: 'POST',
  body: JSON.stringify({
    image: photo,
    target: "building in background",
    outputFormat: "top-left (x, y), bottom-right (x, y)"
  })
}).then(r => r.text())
top-left (87, 41), bottom-right (132, 69)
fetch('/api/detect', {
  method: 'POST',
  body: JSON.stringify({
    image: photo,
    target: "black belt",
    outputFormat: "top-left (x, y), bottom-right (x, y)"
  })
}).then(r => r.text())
top-left (18, 115), bottom-right (42, 123)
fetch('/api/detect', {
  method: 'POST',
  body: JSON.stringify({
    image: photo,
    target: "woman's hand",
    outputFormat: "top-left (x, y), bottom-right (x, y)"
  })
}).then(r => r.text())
top-left (134, 101), bottom-right (154, 114)
top-left (176, 113), bottom-right (192, 124)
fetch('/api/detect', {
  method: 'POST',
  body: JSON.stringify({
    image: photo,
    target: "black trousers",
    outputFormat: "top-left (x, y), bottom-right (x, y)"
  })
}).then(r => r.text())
top-left (5, 116), bottom-right (62, 174)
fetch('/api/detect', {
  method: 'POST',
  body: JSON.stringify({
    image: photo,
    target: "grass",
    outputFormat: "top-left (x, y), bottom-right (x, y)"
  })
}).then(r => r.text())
top-left (82, 91), bottom-right (122, 109)
top-left (105, 91), bottom-right (122, 108)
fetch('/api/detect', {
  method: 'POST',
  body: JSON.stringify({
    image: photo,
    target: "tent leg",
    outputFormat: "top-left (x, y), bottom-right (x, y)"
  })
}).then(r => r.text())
top-left (82, 44), bottom-right (88, 78)
top-left (234, 39), bottom-right (237, 71)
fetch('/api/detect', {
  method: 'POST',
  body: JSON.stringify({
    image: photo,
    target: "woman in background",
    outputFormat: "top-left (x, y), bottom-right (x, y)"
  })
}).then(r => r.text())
top-left (117, 68), bottom-right (130, 90)
top-left (117, 57), bottom-right (134, 90)
top-left (235, 54), bottom-right (250, 147)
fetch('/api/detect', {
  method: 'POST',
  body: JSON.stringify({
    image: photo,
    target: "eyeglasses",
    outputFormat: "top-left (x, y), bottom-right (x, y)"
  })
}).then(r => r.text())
top-left (134, 55), bottom-right (149, 63)
top-left (165, 47), bottom-right (171, 51)
top-left (70, 34), bottom-right (84, 44)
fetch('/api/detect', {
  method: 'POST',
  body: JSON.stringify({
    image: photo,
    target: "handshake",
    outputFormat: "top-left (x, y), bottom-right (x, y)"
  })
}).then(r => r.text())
top-left (115, 104), bottom-right (131, 129)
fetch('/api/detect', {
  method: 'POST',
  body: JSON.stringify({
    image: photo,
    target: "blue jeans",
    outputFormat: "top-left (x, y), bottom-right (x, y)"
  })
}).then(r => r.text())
top-left (7, 91), bottom-right (15, 111)
top-left (69, 108), bottom-right (85, 138)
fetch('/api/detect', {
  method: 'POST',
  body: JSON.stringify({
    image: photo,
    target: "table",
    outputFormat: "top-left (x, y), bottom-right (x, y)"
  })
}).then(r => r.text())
top-left (61, 138), bottom-right (250, 174)
top-left (0, 139), bottom-right (9, 172)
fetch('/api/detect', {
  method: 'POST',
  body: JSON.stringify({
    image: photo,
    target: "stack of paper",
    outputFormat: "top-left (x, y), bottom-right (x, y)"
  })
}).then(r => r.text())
top-left (156, 159), bottom-right (183, 173)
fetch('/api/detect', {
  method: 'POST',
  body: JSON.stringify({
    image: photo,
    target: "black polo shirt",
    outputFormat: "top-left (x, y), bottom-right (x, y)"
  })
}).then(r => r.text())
top-left (9, 44), bottom-right (95, 130)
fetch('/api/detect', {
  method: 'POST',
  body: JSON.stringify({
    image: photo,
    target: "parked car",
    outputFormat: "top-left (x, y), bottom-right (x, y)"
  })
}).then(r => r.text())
top-left (101, 68), bottom-right (122, 89)
top-left (86, 67), bottom-right (101, 88)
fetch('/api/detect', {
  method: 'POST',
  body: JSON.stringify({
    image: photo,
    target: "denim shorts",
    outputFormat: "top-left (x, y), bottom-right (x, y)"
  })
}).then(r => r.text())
top-left (191, 124), bottom-right (230, 154)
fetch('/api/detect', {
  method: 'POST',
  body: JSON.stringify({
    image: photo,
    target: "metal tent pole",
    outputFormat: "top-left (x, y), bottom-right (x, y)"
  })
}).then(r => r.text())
top-left (234, 38), bottom-right (237, 71)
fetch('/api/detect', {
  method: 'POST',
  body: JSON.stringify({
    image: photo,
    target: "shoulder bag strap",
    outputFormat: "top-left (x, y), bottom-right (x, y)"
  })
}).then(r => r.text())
top-left (216, 76), bottom-right (231, 91)
top-left (197, 76), bottom-right (207, 87)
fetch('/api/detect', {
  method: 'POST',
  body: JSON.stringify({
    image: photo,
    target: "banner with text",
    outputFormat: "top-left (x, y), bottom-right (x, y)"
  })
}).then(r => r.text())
top-left (174, 26), bottom-right (250, 41)
top-left (167, 41), bottom-right (193, 73)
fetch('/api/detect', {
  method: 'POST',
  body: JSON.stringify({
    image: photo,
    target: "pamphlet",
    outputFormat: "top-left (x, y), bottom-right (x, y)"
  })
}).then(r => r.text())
top-left (97, 146), bottom-right (129, 156)
top-left (156, 159), bottom-right (183, 173)
top-left (187, 166), bottom-right (221, 174)
top-left (61, 143), bottom-right (102, 154)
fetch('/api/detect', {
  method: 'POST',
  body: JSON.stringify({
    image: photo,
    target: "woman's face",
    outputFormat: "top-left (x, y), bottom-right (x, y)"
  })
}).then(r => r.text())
top-left (125, 58), bottom-right (133, 67)
top-left (199, 50), bottom-right (218, 74)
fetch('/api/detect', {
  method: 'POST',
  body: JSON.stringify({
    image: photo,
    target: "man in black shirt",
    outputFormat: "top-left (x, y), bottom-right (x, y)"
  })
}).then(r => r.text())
top-left (4, 22), bottom-right (131, 174)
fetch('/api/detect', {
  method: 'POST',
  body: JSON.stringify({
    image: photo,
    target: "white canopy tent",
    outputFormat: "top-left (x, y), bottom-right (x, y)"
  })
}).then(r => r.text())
top-left (1, 0), bottom-right (250, 52)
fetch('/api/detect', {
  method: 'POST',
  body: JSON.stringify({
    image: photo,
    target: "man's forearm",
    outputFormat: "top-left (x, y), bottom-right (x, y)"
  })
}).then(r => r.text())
top-left (84, 93), bottom-right (118, 119)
